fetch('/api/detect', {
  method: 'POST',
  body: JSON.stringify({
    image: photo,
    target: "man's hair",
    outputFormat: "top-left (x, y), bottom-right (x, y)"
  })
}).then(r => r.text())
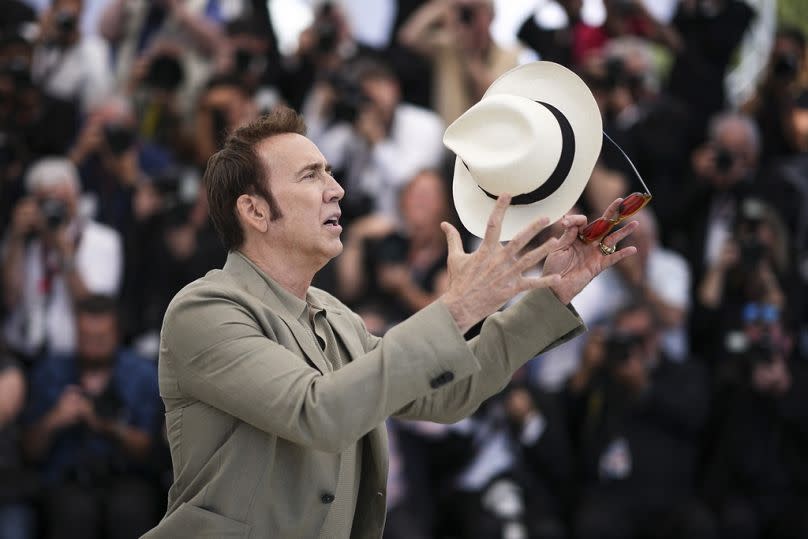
top-left (76, 295), bottom-right (118, 318)
top-left (25, 156), bottom-right (81, 195)
top-left (204, 106), bottom-right (307, 251)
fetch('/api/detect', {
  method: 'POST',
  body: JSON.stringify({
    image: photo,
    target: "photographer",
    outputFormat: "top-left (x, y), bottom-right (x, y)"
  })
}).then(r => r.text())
top-left (671, 112), bottom-right (797, 283)
top-left (743, 26), bottom-right (808, 166)
top-left (1, 158), bottom-right (122, 360)
top-left (31, 0), bottom-right (113, 112)
top-left (305, 59), bottom-right (445, 222)
top-left (665, 0), bottom-right (755, 140)
top-left (398, 0), bottom-right (520, 124)
top-left (336, 170), bottom-right (450, 328)
top-left (280, 1), bottom-right (367, 111)
top-left (21, 295), bottom-right (161, 539)
top-left (693, 198), bottom-right (796, 362)
top-left (566, 301), bottom-right (714, 539)
top-left (67, 95), bottom-right (150, 236)
top-left (703, 307), bottom-right (808, 539)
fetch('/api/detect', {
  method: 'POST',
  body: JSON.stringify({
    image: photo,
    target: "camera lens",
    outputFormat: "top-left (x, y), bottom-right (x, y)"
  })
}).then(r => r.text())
top-left (714, 147), bottom-right (735, 173)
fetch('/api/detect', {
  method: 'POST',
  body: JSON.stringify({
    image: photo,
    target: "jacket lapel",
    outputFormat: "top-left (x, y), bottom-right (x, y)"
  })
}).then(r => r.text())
top-left (222, 252), bottom-right (331, 375)
top-left (324, 310), bottom-right (366, 361)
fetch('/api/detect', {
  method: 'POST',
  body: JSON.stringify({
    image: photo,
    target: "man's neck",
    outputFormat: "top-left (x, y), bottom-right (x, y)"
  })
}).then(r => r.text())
top-left (239, 243), bottom-right (317, 299)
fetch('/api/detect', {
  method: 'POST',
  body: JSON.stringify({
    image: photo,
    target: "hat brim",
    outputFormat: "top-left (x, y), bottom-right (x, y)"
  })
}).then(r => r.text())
top-left (452, 62), bottom-right (602, 240)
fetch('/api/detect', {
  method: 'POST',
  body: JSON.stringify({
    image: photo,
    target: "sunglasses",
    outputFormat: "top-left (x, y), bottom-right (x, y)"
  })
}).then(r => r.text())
top-left (578, 132), bottom-right (653, 244)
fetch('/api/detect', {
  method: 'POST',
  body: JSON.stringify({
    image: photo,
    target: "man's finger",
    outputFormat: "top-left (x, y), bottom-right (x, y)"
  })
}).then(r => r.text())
top-left (560, 214), bottom-right (587, 229)
top-left (602, 245), bottom-right (638, 269)
top-left (601, 220), bottom-right (639, 249)
top-left (441, 222), bottom-right (464, 255)
top-left (556, 225), bottom-right (579, 250)
top-left (507, 216), bottom-right (550, 254)
top-left (483, 194), bottom-right (511, 247)
top-left (519, 273), bottom-right (562, 292)
top-left (515, 237), bottom-right (558, 273)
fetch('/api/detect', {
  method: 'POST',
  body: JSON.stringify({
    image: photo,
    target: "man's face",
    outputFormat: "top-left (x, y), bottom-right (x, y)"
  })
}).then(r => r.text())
top-left (401, 172), bottom-right (447, 238)
top-left (257, 134), bottom-right (345, 266)
top-left (77, 313), bottom-right (118, 368)
top-left (709, 124), bottom-right (755, 189)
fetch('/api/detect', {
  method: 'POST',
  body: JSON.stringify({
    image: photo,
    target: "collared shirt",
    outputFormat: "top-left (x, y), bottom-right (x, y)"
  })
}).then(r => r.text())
top-left (236, 252), bottom-right (363, 537)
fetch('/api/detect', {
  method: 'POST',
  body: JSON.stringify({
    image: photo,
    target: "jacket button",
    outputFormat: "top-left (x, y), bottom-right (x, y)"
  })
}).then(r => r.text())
top-left (321, 493), bottom-right (335, 504)
top-left (429, 371), bottom-right (454, 388)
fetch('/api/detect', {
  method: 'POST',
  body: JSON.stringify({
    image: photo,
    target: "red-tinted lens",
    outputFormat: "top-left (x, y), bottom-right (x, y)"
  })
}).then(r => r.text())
top-left (579, 217), bottom-right (614, 243)
top-left (617, 192), bottom-right (652, 219)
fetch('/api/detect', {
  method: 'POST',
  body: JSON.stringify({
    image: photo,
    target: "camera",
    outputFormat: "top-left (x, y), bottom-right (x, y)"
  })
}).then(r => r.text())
top-left (55, 10), bottom-right (78, 35)
top-left (327, 71), bottom-right (370, 124)
top-left (746, 333), bottom-right (776, 365)
top-left (315, 3), bottom-right (339, 53)
top-left (91, 383), bottom-right (124, 421)
top-left (103, 123), bottom-right (136, 155)
top-left (39, 198), bottom-right (68, 229)
top-left (604, 332), bottom-right (643, 366)
top-left (145, 53), bottom-right (185, 92)
top-left (772, 52), bottom-right (799, 81)
top-left (714, 146), bottom-right (735, 173)
top-left (739, 237), bottom-right (764, 270)
top-left (375, 234), bottom-right (409, 265)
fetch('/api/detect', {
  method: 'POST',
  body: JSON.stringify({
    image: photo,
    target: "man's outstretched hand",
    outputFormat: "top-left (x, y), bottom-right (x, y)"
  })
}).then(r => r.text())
top-left (440, 195), bottom-right (562, 334)
top-left (544, 198), bottom-right (639, 305)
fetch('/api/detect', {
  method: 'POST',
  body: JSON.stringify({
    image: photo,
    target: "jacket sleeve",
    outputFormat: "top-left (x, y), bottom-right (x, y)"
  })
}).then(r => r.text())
top-left (160, 284), bottom-right (480, 454)
top-left (394, 288), bottom-right (585, 423)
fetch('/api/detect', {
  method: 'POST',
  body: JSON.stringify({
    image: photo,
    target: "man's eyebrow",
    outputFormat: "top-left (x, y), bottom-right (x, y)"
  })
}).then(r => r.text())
top-left (297, 162), bottom-right (332, 175)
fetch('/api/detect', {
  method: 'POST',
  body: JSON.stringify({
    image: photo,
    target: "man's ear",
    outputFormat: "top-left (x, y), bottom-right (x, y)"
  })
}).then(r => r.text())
top-left (236, 194), bottom-right (270, 234)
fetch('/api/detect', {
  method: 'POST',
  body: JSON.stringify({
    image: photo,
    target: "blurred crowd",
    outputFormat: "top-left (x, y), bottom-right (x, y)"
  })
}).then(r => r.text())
top-left (0, 0), bottom-right (807, 538)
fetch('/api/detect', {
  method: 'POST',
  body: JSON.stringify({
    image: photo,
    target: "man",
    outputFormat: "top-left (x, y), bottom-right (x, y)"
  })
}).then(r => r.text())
top-left (2, 157), bottom-right (123, 359)
top-left (22, 295), bottom-right (161, 539)
top-left (143, 106), bottom-right (638, 538)
top-left (31, 0), bottom-right (113, 112)
top-left (398, 0), bottom-right (521, 124)
top-left (566, 301), bottom-right (715, 539)
top-left (305, 58), bottom-right (445, 221)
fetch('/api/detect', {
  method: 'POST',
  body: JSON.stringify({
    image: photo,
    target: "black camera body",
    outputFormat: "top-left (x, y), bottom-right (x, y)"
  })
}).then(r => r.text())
top-left (39, 198), bottom-right (68, 230)
top-left (375, 234), bottom-right (409, 265)
top-left (714, 146), bottom-right (735, 173)
top-left (604, 332), bottom-right (643, 366)
top-left (103, 123), bottom-right (136, 155)
top-left (328, 72), bottom-right (370, 125)
top-left (773, 52), bottom-right (799, 81)
top-left (745, 334), bottom-right (776, 365)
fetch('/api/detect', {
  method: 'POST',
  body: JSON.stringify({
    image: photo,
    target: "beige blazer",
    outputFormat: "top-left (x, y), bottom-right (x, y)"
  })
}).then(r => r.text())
top-left (142, 251), bottom-right (583, 538)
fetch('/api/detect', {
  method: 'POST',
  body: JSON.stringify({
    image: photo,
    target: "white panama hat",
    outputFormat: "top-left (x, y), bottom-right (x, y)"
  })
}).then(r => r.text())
top-left (444, 61), bottom-right (603, 240)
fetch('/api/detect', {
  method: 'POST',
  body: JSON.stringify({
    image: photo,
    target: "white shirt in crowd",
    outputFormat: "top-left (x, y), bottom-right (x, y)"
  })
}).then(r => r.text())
top-left (3, 220), bottom-right (123, 357)
top-left (32, 35), bottom-right (114, 113)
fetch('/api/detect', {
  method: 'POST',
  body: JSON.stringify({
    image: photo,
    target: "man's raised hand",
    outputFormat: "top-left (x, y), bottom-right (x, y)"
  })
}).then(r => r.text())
top-left (440, 194), bottom-right (562, 334)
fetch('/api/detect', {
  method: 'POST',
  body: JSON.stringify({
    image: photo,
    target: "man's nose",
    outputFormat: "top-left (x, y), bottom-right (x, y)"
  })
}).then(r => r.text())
top-left (325, 175), bottom-right (345, 202)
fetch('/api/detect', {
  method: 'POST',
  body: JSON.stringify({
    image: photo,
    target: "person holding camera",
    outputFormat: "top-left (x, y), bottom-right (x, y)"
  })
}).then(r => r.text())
top-left (702, 305), bottom-right (808, 539)
top-left (692, 197), bottom-right (801, 368)
top-left (398, 0), bottom-right (520, 125)
top-left (336, 169), bottom-right (451, 330)
top-left (305, 58), bottom-right (445, 222)
top-left (565, 301), bottom-right (715, 539)
top-left (21, 295), bottom-right (161, 539)
top-left (31, 0), bottom-right (113, 112)
top-left (1, 157), bottom-right (122, 360)
top-left (743, 26), bottom-right (808, 167)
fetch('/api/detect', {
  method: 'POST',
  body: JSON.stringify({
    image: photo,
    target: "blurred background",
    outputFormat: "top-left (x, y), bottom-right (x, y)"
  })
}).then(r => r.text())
top-left (1, 0), bottom-right (807, 538)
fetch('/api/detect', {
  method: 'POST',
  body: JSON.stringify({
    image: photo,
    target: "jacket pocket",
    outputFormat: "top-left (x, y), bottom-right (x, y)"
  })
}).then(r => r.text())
top-left (142, 502), bottom-right (251, 538)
